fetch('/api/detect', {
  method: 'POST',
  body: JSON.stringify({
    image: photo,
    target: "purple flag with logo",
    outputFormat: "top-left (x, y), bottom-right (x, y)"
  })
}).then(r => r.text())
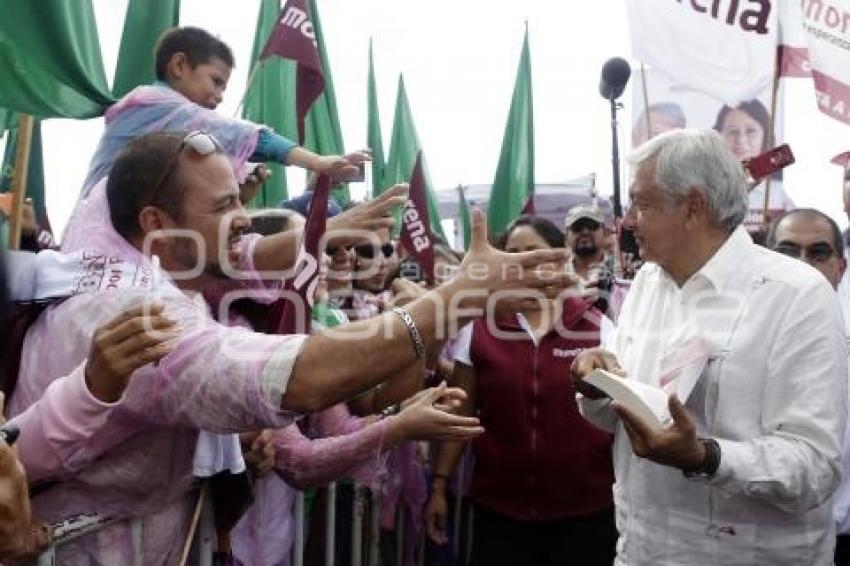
top-left (399, 151), bottom-right (435, 284)
top-left (521, 192), bottom-right (535, 215)
top-left (270, 174), bottom-right (331, 334)
top-left (260, 0), bottom-right (324, 144)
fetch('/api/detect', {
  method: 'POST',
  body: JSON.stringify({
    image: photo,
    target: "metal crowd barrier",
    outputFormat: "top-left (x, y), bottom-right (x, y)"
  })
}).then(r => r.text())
top-left (36, 470), bottom-right (475, 565)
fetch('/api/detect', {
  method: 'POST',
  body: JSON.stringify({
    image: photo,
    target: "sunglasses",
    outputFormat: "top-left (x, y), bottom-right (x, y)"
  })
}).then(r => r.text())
top-left (772, 242), bottom-right (836, 263)
top-left (326, 244), bottom-right (353, 257)
top-left (570, 218), bottom-right (602, 233)
top-left (355, 243), bottom-right (395, 259)
top-left (150, 131), bottom-right (222, 206)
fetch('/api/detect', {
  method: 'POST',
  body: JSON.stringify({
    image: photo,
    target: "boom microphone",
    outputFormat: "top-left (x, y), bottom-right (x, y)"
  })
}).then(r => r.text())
top-left (599, 57), bottom-right (631, 100)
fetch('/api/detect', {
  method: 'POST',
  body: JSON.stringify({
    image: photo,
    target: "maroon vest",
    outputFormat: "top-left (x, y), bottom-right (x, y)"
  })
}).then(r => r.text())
top-left (468, 298), bottom-right (614, 521)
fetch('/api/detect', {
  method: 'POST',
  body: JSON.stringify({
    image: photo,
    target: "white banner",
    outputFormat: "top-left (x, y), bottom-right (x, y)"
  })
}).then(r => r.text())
top-left (779, 0), bottom-right (850, 125)
top-left (631, 68), bottom-right (791, 231)
top-left (628, 0), bottom-right (778, 105)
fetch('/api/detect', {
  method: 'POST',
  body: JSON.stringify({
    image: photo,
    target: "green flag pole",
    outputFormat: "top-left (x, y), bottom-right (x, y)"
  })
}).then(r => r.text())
top-left (457, 184), bottom-right (472, 251)
top-left (8, 114), bottom-right (34, 249)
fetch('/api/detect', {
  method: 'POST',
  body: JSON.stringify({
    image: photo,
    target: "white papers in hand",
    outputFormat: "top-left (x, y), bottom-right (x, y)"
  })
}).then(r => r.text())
top-left (584, 369), bottom-right (671, 428)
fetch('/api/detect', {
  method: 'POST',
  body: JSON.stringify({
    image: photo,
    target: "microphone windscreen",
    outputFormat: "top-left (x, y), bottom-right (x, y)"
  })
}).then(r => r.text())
top-left (599, 57), bottom-right (632, 100)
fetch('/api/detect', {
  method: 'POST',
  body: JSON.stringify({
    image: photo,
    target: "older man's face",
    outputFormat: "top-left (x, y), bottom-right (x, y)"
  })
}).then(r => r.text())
top-left (623, 160), bottom-right (688, 271)
top-left (771, 215), bottom-right (846, 290)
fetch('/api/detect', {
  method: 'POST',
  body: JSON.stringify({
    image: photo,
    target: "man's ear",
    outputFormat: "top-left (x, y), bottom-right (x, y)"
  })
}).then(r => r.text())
top-left (683, 188), bottom-right (711, 228)
top-left (138, 205), bottom-right (169, 237)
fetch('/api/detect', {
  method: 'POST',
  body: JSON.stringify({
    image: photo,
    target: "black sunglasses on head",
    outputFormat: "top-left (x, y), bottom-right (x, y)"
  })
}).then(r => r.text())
top-left (355, 243), bottom-right (395, 259)
top-left (150, 131), bottom-right (222, 206)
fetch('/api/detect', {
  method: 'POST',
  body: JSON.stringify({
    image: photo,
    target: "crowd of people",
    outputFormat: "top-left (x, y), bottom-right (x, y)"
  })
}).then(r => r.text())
top-left (2, 25), bottom-right (850, 566)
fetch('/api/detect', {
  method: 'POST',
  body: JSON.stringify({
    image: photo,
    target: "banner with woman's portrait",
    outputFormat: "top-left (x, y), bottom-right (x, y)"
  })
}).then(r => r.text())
top-left (627, 0), bottom-right (788, 233)
top-left (631, 68), bottom-right (789, 232)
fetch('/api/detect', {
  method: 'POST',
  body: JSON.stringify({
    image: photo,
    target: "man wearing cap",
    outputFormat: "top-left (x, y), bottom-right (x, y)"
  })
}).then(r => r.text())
top-left (565, 204), bottom-right (608, 281)
top-left (565, 204), bottom-right (615, 315)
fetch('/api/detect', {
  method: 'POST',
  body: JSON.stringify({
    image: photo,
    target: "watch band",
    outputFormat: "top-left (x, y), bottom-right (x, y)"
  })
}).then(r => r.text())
top-left (683, 437), bottom-right (721, 479)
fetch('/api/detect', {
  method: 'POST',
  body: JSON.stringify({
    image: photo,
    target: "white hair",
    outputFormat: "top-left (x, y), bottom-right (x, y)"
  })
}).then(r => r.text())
top-left (628, 129), bottom-right (748, 231)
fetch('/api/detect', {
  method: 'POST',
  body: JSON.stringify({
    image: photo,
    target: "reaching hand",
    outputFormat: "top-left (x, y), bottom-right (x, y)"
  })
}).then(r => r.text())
top-left (312, 150), bottom-right (371, 183)
top-left (389, 383), bottom-right (483, 442)
top-left (84, 303), bottom-right (180, 403)
top-left (383, 278), bottom-right (429, 310)
top-left (326, 184), bottom-right (408, 246)
top-left (0, 394), bottom-right (52, 559)
top-left (240, 429), bottom-right (276, 478)
top-left (447, 209), bottom-right (577, 314)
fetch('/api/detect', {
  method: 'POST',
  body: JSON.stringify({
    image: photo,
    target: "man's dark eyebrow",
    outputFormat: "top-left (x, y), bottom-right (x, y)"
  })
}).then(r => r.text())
top-left (775, 240), bottom-right (833, 249)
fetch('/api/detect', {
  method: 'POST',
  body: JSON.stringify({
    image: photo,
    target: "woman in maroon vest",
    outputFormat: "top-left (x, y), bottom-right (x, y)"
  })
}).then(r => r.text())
top-left (424, 215), bottom-right (617, 565)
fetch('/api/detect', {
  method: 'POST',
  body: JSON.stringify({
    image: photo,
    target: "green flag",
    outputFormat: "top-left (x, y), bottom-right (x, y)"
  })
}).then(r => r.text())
top-left (487, 30), bottom-right (534, 239)
top-left (456, 185), bottom-right (472, 251)
top-left (367, 39), bottom-right (386, 199)
top-left (243, 0), bottom-right (350, 208)
top-left (112, 0), bottom-right (181, 99)
top-left (303, 0), bottom-right (349, 207)
top-left (0, 0), bottom-right (113, 118)
top-left (1, 115), bottom-right (48, 229)
top-left (384, 75), bottom-right (447, 241)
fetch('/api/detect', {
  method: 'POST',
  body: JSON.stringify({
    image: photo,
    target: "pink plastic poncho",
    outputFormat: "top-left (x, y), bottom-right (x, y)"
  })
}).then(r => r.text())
top-left (230, 405), bottom-right (389, 566)
top-left (10, 181), bottom-right (306, 564)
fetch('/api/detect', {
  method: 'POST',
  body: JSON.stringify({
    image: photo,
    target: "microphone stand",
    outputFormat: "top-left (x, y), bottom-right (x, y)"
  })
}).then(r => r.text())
top-left (607, 94), bottom-right (639, 278)
top-left (608, 95), bottom-right (623, 218)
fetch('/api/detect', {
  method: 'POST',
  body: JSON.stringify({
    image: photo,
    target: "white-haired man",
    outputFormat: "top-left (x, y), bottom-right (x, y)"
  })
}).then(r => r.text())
top-left (572, 129), bottom-right (847, 565)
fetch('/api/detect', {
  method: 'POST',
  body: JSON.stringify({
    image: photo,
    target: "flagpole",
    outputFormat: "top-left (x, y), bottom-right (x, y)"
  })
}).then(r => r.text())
top-left (8, 114), bottom-right (34, 250)
top-left (763, 49), bottom-right (782, 228)
top-left (640, 62), bottom-right (652, 140)
top-left (233, 59), bottom-right (265, 118)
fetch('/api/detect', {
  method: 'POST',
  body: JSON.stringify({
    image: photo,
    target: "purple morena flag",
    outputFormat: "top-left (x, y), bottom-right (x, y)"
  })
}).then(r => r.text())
top-left (399, 151), bottom-right (436, 284)
top-left (521, 192), bottom-right (536, 215)
top-left (271, 174), bottom-right (331, 334)
top-left (260, 0), bottom-right (324, 144)
top-left (831, 151), bottom-right (850, 169)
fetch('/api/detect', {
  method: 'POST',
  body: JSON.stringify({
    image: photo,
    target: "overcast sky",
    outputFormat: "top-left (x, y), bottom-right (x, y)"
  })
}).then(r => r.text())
top-left (3, 0), bottom-right (848, 238)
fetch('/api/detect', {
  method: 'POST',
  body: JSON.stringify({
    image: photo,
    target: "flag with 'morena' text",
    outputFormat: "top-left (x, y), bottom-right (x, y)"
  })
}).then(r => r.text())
top-left (260, 0), bottom-right (324, 144)
top-left (399, 151), bottom-right (436, 284)
top-left (270, 174), bottom-right (331, 334)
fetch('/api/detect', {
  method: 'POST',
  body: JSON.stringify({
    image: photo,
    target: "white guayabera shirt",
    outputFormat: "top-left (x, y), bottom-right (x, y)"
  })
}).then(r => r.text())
top-left (580, 227), bottom-right (848, 566)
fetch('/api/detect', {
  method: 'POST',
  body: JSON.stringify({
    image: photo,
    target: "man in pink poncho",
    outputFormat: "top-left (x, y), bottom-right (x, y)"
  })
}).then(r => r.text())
top-left (9, 130), bottom-right (572, 563)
